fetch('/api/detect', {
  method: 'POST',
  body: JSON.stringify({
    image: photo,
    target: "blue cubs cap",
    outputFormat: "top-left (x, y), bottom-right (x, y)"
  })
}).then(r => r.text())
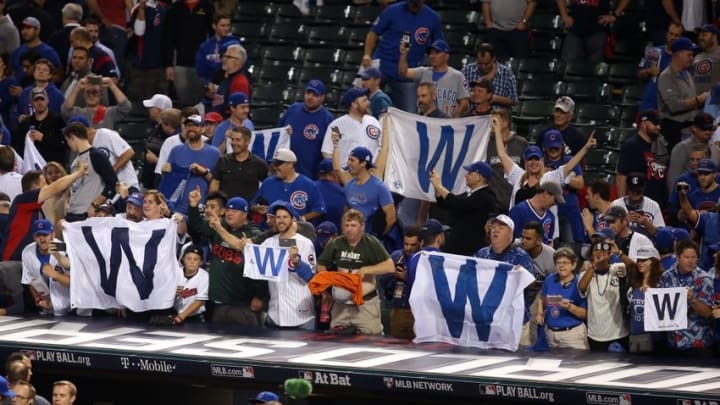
top-left (358, 67), bottom-right (381, 80)
top-left (420, 219), bottom-right (450, 238)
top-left (349, 146), bottom-right (374, 168)
top-left (462, 161), bottom-right (493, 179)
top-left (318, 158), bottom-right (333, 174)
top-left (305, 79), bottom-right (326, 95)
top-left (32, 219), bottom-right (53, 235)
top-left (429, 39), bottom-right (450, 53)
top-left (673, 227), bottom-right (690, 242)
top-left (543, 129), bottom-right (563, 149)
top-left (671, 37), bottom-right (697, 53)
top-left (524, 145), bottom-right (543, 160)
top-left (67, 115), bottom-right (90, 127)
top-left (591, 227), bottom-right (615, 240)
top-left (127, 192), bottom-right (144, 207)
top-left (317, 221), bottom-right (337, 236)
top-left (697, 158), bottom-right (717, 173)
top-left (249, 391), bottom-right (279, 404)
top-left (654, 227), bottom-right (675, 251)
top-left (226, 197), bottom-right (248, 212)
top-left (229, 92), bottom-right (249, 106)
top-left (268, 200), bottom-right (298, 219)
top-left (342, 87), bottom-right (369, 107)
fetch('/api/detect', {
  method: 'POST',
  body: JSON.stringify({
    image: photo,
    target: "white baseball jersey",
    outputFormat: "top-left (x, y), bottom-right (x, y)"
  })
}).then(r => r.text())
top-left (93, 128), bottom-right (139, 188)
top-left (261, 232), bottom-right (316, 327)
top-left (21, 241), bottom-right (70, 316)
top-left (611, 196), bottom-right (665, 229)
top-left (321, 114), bottom-right (382, 165)
top-left (174, 268), bottom-right (209, 317)
top-left (155, 134), bottom-right (182, 174)
top-left (506, 163), bottom-right (566, 239)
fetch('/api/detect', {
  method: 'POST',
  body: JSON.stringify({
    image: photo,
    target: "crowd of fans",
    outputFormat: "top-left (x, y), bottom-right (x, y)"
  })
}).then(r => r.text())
top-left (0, 351), bottom-right (77, 404)
top-left (0, 0), bottom-right (719, 361)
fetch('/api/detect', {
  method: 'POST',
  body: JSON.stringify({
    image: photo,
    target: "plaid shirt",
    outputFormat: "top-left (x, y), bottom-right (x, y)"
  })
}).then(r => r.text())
top-left (462, 61), bottom-right (518, 106)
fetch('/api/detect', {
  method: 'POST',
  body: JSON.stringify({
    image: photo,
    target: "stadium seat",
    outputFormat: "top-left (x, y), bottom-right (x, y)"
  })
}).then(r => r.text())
top-left (231, 21), bottom-right (268, 43)
top-left (251, 84), bottom-right (289, 108)
top-left (448, 53), bottom-right (473, 70)
top-left (354, 6), bottom-right (381, 25)
top-left (563, 61), bottom-right (609, 81)
top-left (304, 48), bottom-right (345, 67)
top-left (514, 100), bottom-right (555, 122)
top-left (275, 3), bottom-right (306, 21)
top-left (251, 107), bottom-right (283, 129)
top-left (617, 84), bottom-right (645, 107)
top-left (444, 31), bottom-right (477, 55)
top-left (531, 13), bottom-right (563, 33)
top-left (563, 81), bottom-right (611, 103)
top-left (585, 149), bottom-right (619, 170)
top-left (611, 39), bottom-right (646, 62)
top-left (618, 106), bottom-right (639, 128)
top-left (298, 67), bottom-right (336, 86)
top-left (530, 33), bottom-right (563, 57)
top-left (268, 23), bottom-right (308, 43)
top-left (594, 126), bottom-right (625, 150)
top-left (516, 57), bottom-right (564, 81)
top-left (306, 26), bottom-right (349, 47)
top-left (519, 80), bottom-right (564, 101)
top-left (439, 9), bottom-right (480, 32)
top-left (608, 63), bottom-right (640, 85)
top-left (262, 46), bottom-right (305, 63)
top-left (344, 49), bottom-right (364, 69)
top-left (233, 2), bottom-right (274, 22)
top-left (585, 170), bottom-right (616, 186)
top-left (527, 124), bottom-right (548, 143)
top-left (257, 65), bottom-right (299, 85)
top-left (346, 27), bottom-right (369, 47)
top-left (313, 4), bottom-right (356, 24)
top-left (575, 104), bottom-right (619, 125)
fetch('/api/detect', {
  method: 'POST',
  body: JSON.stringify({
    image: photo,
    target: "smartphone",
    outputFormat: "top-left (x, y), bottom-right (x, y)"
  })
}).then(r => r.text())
top-left (279, 238), bottom-right (297, 248)
top-left (402, 31), bottom-right (411, 45)
top-left (54, 242), bottom-right (67, 252)
top-left (88, 76), bottom-right (102, 85)
top-left (332, 126), bottom-right (342, 139)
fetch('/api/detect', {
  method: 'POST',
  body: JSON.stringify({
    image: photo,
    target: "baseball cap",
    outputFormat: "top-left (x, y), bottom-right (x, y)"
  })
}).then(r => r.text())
top-left (67, 115), bottom-right (90, 127)
top-left (654, 227), bottom-right (676, 251)
top-left (420, 218), bottom-right (450, 238)
top-left (491, 214), bottom-right (515, 232)
top-left (204, 112), bottom-right (223, 123)
top-left (0, 377), bottom-right (14, 399)
top-left (318, 158), bottom-right (333, 174)
top-left (96, 203), bottom-right (115, 215)
top-left (316, 221), bottom-right (338, 246)
top-left (226, 197), bottom-right (248, 212)
top-left (272, 148), bottom-right (297, 163)
top-left (540, 181), bottom-right (566, 204)
top-left (127, 192), bottom-right (144, 207)
top-left (342, 87), bottom-right (369, 107)
top-left (349, 146), bottom-right (374, 168)
top-left (696, 24), bottom-right (720, 36)
top-left (462, 161), bottom-right (493, 179)
top-left (31, 87), bottom-right (48, 100)
top-left (697, 158), bottom-right (717, 173)
top-left (604, 205), bottom-right (628, 222)
top-left (268, 200), bottom-right (298, 218)
top-left (32, 219), bottom-right (53, 235)
top-left (631, 246), bottom-right (660, 261)
top-left (249, 391), bottom-right (279, 404)
top-left (638, 109), bottom-right (660, 125)
top-left (357, 67), bottom-right (381, 80)
top-left (22, 17), bottom-right (40, 29)
top-left (182, 244), bottom-right (204, 259)
top-left (306, 79), bottom-right (326, 95)
top-left (429, 39), bottom-right (450, 53)
top-left (694, 112), bottom-right (714, 130)
top-left (671, 36), bottom-right (697, 53)
top-left (184, 114), bottom-right (204, 126)
top-left (554, 96), bottom-right (575, 113)
top-left (626, 173), bottom-right (646, 190)
top-left (524, 145), bottom-right (543, 160)
top-left (142, 94), bottom-right (172, 110)
top-left (673, 227), bottom-right (690, 241)
top-left (591, 228), bottom-right (615, 240)
top-left (543, 129), bottom-right (564, 149)
top-left (229, 92), bottom-right (249, 106)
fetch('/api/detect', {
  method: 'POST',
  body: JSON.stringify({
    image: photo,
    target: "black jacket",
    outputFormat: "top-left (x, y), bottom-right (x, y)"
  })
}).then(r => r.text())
top-left (437, 186), bottom-right (496, 256)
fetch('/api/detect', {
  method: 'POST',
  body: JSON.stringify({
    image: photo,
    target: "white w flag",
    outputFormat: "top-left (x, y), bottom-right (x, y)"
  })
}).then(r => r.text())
top-left (644, 287), bottom-right (688, 331)
top-left (22, 134), bottom-right (46, 174)
top-left (244, 244), bottom-right (289, 282)
top-left (384, 108), bottom-right (491, 202)
top-left (64, 217), bottom-right (181, 312)
top-left (227, 126), bottom-right (290, 161)
top-left (410, 251), bottom-right (534, 351)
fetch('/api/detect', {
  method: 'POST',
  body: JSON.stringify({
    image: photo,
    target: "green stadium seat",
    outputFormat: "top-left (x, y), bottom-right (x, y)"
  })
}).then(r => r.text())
top-left (262, 46), bottom-right (305, 63)
top-left (354, 6), bottom-right (381, 25)
top-left (617, 84), bottom-right (645, 107)
top-left (251, 107), bottom-right (283, 129)
top-left (575, 104), bottom-right (619, 125)
top-left (585, 149), bottom-right (619, 170)
top-left (563, 81), bottom-right (611, 103)
top-left (252, 84), bottom-right (289, 108)
top-left (269, 23), bottom-right (308, 43)
top-left (563, 61), bottom-right (609, 81)
top-left (514, 100), bottom-right (555, 122)
top-left (313, 4), bottom-right (355, 24)
top-left (519, 80), bottom-right (564, 101)
top-left (233, 2), bottom-right (274, 22)
top-left (231, 21), bottom-right (268, 43)
top-left (608, 63), bottom-right (640, 85)
top-left (304, 48), bottom-right (345, 67)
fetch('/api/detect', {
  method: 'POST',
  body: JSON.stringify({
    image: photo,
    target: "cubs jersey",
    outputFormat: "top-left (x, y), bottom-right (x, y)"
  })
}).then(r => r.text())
top-left (251, 174), bottom-right (326, 218)
top-left (321, 114), bottom-right (382, 165)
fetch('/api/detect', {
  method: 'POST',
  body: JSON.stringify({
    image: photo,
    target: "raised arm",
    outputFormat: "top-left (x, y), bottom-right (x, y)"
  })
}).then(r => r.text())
top-left (493, 115), bottom-right (515, 175)
top-left (562, 131), bottom-right (596, 177)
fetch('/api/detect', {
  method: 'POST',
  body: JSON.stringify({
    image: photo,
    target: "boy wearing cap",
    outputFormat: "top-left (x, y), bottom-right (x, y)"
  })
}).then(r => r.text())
top-left (321, 87), bottom-right (382, 166)
top-left (430, 160), bottom-right (496, 255)
top-left (251, 148), bottom-right (326, 223)
top-left (211, 92), bottom-right (255, 153)
top-left (188, 189), bottom-right (266, 325)
top-left (399, 39), bottom-right (469, 117)
top-left (172, 245), bottom-right (209, 324)
top-left (21, 219), bottom-right (71, 316)
top-left (278, 79), bottom-right (335, 179)
top-left (358, 67), bottom-right (392, 120)
top-left (658, 36), bottom-right (710, 150)
top-left (331, 142), bottom-right (396, 236)
top-left (11, 17), bottom-right (61, 82)
top-left (610, 172), bottom-right (665, 237)
top-left (260, 202), bottom-right (316, 329)
top-left (162, 114), bottom-right (221, 215)
top-left (692, 24), bottom-right (720, 94)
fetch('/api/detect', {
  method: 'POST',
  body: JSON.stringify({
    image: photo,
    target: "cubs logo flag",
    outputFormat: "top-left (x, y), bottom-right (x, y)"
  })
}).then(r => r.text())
top-left (243, 244), bottom-right (289, 282)
top-left (64, 217), bottom-right (181, 312)
top-left (410, 251), bottom-right (535, 351)
top-left (22, 133), bottom-right (46, 174)
top-left (644, 287), bottom-right (688, 331)
top-left (384, 108), bottom-right (491, 202)
top-left (227, 127), bottom-right (290, 162)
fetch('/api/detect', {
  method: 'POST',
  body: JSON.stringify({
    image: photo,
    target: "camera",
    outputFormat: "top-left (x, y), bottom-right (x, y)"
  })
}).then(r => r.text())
top-left (87, 76), bottom-right (102, 85)
top-left (402, 32), bottom-right (411, 45)
top-left (676, 183), bottom-right (689, 193)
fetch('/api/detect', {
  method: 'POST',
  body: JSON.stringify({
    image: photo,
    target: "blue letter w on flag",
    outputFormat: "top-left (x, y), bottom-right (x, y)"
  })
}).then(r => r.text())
top-left (417, 123), bottom-right (474, 192)
top-left (252, 246), bottom-right (287, 277)
top-left (429, 255), bottom-right (511, 340)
